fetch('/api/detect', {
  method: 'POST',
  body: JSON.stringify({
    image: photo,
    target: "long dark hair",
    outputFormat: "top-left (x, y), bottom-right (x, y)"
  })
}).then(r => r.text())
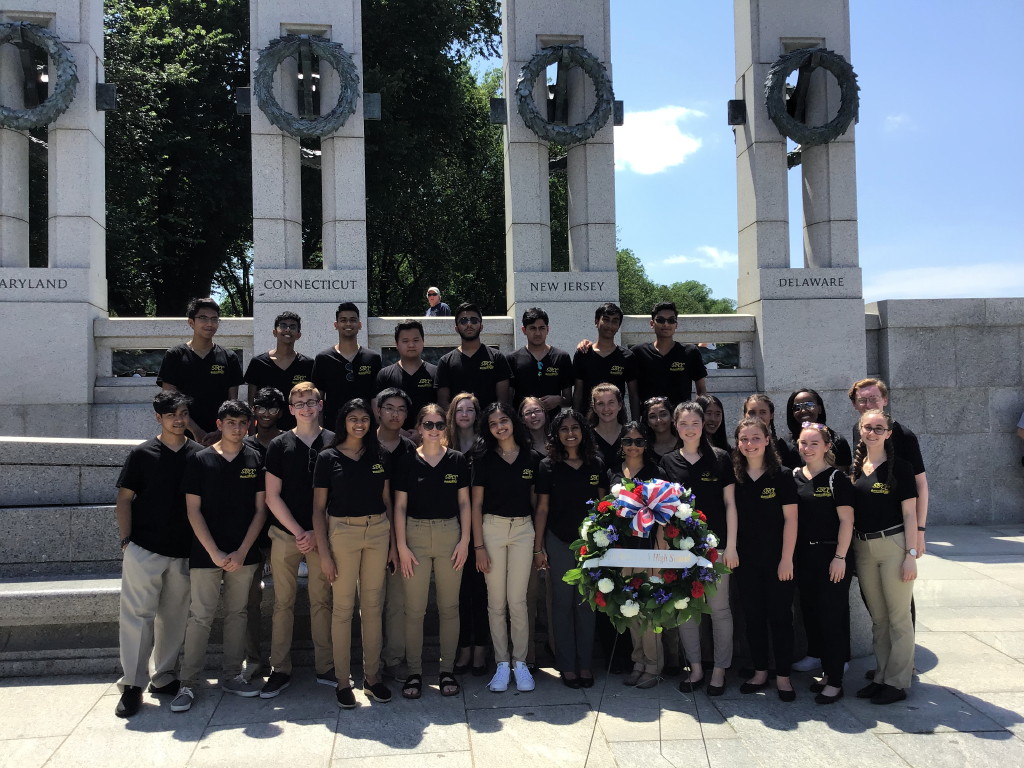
top-left (784, 388), bottom-right (831, 442)
top-left (671, 401), bottom-right (715, 457)
top-left (619, 420), bottom-right (658, 466)
top-left (546, 407), bottom-right (598, 463)
top-left (741, 393), bottom-right (779, 441)
top-left (331, 398), bottom-right (381, 457)
top-left (731, 416), bottom-right (782, 482)
top-left (696, 394), bottom-right (730, 451)
top-left (851, 409), bottom-right (898, 492)
top-left (480, 401), bottom-right (532, 453)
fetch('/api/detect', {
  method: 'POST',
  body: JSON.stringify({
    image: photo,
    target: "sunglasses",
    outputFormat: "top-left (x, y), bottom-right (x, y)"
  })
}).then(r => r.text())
top-left (457, 316), bottom-right (481, 326)
top-left (421, 420), bottom-right (446, 431)
top-left (254, 406), bottom-right (281, 416)
top-left (792, 402), bottom-right (817, 411)
top-left (427, 292), bottom-right (438, 297)
top-left (653, 316), bottom-right (677, 325)
top-left (620, 437), bottom-right (648, 447)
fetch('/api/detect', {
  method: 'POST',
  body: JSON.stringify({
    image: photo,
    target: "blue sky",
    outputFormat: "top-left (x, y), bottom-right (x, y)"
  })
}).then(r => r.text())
top-left (608, 1), bottom-right (1024, 304)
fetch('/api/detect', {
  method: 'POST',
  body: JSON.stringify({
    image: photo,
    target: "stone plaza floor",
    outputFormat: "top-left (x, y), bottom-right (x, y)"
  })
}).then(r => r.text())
top-left (1, 523), bottom-right (1022, 768)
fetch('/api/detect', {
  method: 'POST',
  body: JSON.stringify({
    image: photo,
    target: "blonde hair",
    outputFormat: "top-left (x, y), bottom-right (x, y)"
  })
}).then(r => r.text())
top-left (288, 381), bottom-right (321, 403)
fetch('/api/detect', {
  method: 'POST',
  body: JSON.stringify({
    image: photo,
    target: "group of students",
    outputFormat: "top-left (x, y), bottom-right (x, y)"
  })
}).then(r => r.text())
top-left (112, 295), bottom-right (926, 718)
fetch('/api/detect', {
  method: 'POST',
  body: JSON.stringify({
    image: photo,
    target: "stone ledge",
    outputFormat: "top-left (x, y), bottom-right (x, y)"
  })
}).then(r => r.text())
top-left (0, 436), bottom-right (140, 466)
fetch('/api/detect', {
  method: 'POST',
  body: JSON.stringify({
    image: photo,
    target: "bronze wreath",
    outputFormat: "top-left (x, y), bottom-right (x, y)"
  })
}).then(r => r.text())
top-left (0, 23), bottom-right (78, 130)
top-left (764, 47), bottom-right (859, 147)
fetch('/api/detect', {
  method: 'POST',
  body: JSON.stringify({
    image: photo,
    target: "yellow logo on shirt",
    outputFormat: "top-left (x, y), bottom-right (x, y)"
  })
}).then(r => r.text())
top-left (372, 463), bottom-right (385, 474)
top-left (480, 360), bottom-right (494, 370)
top-left (240, 468), bottom-right (257, 479)
top-left (292, 374), bottom-right (309, 385)
top-left (609, 365), bottom-right (624, 377)
top-left (444, 473), bottom-right (460, 484)
top-left (522, 469), bottom-right (534, 480)
top-left (210, 365), bottom-right (226, 375)
top-left (813, 486), bottom-right (832, 498)
top-left (870, 482), bottom-right (889, 495)
top-left (417, 378), bottom-right (432, 388)
top-left (544, 367), bottom-right (559, 377)
top-left (589, 474), bottom-right (600, 485)
top-left (669, 362), bottom-right (686, 372)
top-left (700, 472), bottom-right (718, 483)
top-left (357, 365), bottom-right (373, 376)
top-left (761, 487), bottom-right (777, 500)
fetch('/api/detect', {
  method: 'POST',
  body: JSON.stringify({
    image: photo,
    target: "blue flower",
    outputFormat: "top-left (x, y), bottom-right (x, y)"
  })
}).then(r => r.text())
top-left (587, 569), bottom-right (601, 581)
top-left (605, 525), bottom-right (619, 542)
top-left (654, 589), bottom-right (671, 605)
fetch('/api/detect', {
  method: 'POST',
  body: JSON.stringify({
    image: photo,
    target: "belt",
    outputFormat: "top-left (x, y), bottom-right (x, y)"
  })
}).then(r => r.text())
top-left (854, 524), bottom-right (904, 541)
top-left (806, 540), bottom-right (838, 546)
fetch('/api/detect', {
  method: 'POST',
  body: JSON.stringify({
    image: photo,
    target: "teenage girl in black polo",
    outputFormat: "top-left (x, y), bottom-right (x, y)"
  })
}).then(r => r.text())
top-left (696, 394), bottom-right (730, 452)
top-left (589, 383), bottom-right (625, 468)
top-left (534, 408), bottom-right (606, 688)
top-left (393, 404), bottom-right (471, 699)
top-left (742, 394), bottom-right (794, 468)
top-left (643, 395), bottom-right (679, 457)
top-left (312, 398), bottom-right (395, 709)
top-left (732, 416), bottom-right (799, 701)
top-left (793, 422), bottom-right (854, 704)
top-left (660, 401), bottom-right (737, 696)
top-left (519, 396), bottom-right (549, 450)
top-left (850, 409), bottom-right (918, 706)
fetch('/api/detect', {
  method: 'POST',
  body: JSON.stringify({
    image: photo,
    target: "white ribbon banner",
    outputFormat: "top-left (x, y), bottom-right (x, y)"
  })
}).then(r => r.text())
top-left (586, 549), bottom-right (712, 569)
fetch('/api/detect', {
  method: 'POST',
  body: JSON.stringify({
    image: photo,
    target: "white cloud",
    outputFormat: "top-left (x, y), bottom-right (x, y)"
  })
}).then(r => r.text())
top-left (863, 262), bottom-right (1024, 301)
top-left (663, 246), bottom-right (738, 270)
top-left (884, 113), bottom-right (914, 132)
top-left (614, 105), bottom-right (705, 175)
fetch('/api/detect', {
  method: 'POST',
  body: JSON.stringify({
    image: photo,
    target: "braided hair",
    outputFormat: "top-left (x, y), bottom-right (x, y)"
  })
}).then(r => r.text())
top-left (850, 409), bottom-right (897, 492)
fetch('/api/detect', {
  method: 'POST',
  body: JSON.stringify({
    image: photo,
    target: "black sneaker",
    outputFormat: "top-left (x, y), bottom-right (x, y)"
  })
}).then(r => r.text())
top-left (147, 679), bottom-right (181, 696)
top-left (363, 680), bottom-right (393, 703)
top-left (115, 686), bottom-right (142, 718)
top-left (315, 668), bottom-right (338, 687)
top-left (336, 686), bottom-right (357, 709)
top-left (260, 671), bottom-right (291, 699)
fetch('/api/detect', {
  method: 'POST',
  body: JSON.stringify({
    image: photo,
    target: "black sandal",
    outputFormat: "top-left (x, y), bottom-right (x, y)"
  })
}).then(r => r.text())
top-left (401, 674), bottom-right (422, 700)
top-left (439, 672), bottom-right (461, 697)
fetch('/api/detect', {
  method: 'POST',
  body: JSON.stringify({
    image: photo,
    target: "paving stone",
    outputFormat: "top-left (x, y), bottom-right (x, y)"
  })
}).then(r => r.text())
top-left (915, 633), bottom-right (1024, 693)
top-left (913, 579), bottom-right (1024, 608)
top-left (0, 676), bottom-right (109, 739)
top-left (207, 672), bottom-right (341, 726)
top-left (969, 632), bottom-right (1024, 661)
top-left (191, 719), bottom-right (336, 768)
top-left (952, 691), bottom-right (1024, 740)
top-left (878, 732), bottom-right (1024, 767)
top-left (467, 704), bottom-right (599, 768)
top-left (0, 736), bottom-right (63, 768)
top-left (332, 754), bottom-right (473, 768)
top-left (914, 607), bottom-right (1024, 633)
top-left (331, 692), bottom-right (470, 757)
top-left (838, 678), bottom-right (1006, 734)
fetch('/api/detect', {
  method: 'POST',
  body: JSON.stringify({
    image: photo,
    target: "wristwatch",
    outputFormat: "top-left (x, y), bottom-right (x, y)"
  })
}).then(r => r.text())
top-left (907, 547), bottom-right (918, 557)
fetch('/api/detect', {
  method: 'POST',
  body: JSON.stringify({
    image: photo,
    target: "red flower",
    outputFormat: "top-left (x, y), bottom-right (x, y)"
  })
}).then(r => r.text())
top-left (595, 592), bottom-right (607, 607)
top-left (691, 581), bottom-right (705, 598)
top-left (629, 576), bottom-right (644, 589)
top-left (597, 500), bottom-right (614, 513)
top-left (662, 570), bottom-right (678, 584)
top-left (707, 548), bottom-right (719, 563)
top-left (579, 545), bottom-right (588, 556)
top-left (665, 524), bottom-right (681, 538)
top-left (698, 512), bottom-right (707, 522)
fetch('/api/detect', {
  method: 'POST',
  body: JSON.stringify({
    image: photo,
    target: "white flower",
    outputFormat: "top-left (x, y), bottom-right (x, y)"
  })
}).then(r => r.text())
top-left (610, 483), bottom-right (624, 497)
top-left (597, 578), bottom-right (615, 594)
top-left (592, 530), bottom-right (610, 548)
top-left (648, 575), bottom-right (664, 584)
top-left (706, 533), bottom-right (718, 548)
top-left (674, 598), bottom-right (690, 610)
top-left (581, 518), bottom-right (594, 533)
top-left (679, 537), bottom-right (695, 551)
top-left (619, 600), bottom-right (640, 618)
top-left (675, 503), bottom-right (692, 518)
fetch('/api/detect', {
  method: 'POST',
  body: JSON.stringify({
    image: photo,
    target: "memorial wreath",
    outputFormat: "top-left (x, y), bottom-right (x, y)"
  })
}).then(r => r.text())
top-left (563, 478), bottom-right (730, 633)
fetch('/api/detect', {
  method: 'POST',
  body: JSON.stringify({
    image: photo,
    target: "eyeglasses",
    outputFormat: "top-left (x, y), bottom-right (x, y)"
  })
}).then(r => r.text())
top-left (855, 396), bottom-right (883, 406)
top-left (421, 420), bottom-right (446, 431)
top-left (653, 316), bottom-right (677, 325)
top-left (861, 424), bottom-right (890, 435)
top-left (254, 406), bottom-right (281, 416)
top-left (193, 315), bottom-right (220, 324)
top-left (276, 323), bottom-right (299, 331)
top-left (291, 399), bottom-right (320, 410)
top-left (381, 405), bottom-right (408, 415)
top-left (427, 292), bottom-right (438, 297)
top-left (620, 437), bottom-right (648, 447)
top-left (521, 409), bottom-right (544, 419)
top-left (457, 316), bottom-right (481, 326)
top-left (792, 402), bottom-right (817, 411)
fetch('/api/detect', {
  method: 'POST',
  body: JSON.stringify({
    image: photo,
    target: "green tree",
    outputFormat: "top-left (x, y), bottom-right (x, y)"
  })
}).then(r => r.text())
top-left (616, 247), bottom-right (735, 315)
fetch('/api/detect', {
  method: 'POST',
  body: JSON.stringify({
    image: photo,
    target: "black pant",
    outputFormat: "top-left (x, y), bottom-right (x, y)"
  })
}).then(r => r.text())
top-left (796, 545), bottom-right (851, 687)
top-left (458, 566), bottom-right (490, 647)
top-left (737, 561), bottom-right (796, 676)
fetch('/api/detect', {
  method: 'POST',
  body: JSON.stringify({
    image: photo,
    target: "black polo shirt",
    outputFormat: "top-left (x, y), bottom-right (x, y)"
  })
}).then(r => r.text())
top-left (393, 449), bottom-right (470, 520)
top-left (852, 458), bottom-right (917, 534)
top-left (535, 457), bottom-right (605, 543)
top-left (594, 432), bottom-right (621, 470)
top-left (157, 343), bottom-right (244, 432)
top-left (312, 346), bottom-right (383, 432)
top-left (630, 341), bottom-right (707, 407)
top-left (472, 448), bottom-right (542, 518)
top-left (508, 346), bottom-right (574, 410)
top-left (572, 345), bottom-right (638, 405)
top-left (313, 446), bottom-right (389, 518)
top-left (784, 432), bottom-right (853, 470)
top-left (243, 352), bottom-right (314, 430)
top-left (117, 437), bottom-right (203, 559)
top-left (794, 467), bottom-right (855, 546)
top-left (605, 461), bottom-right (661, 490)
top-left (265, 429), bottom-right (335, 533)
top-left (659, 447), bottom-right (734, 546)
top-left (182, 445), bottom-right (265, 568)
top-left (733, 468), bottom-right (798, 567)
top-left (436, 345), bottom-right (512, 407)
top-left (375, 361), bottom-right (438, 430)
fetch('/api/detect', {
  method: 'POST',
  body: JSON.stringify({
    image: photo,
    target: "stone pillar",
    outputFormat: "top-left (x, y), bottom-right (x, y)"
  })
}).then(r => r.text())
top-left (250, 0), bottom-right (367, 355)
top-left (734, 0), bottom-right (865, 410)
top-left (0, 42), bottom-right (28, 265)
top-left (501, 0), bottom-right (618, 354)
top-left (0, 3), bottom-right (107, 437)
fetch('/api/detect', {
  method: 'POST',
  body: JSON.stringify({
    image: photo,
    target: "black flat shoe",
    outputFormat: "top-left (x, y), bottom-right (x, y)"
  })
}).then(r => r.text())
top-left (739, 680), bottom-right (769, 694)
top-left (707, 682), bottom-right (726, 696)
top-left (678, 677), bottom-right (705, 693)
top-left (560, 673), bottom-right (581, 689)
top-left (809, 680), bottom-right (826, 694)
top-left (453, 662), bottom-right (470, 675)
top-left (856, 681), bottom-right (884, 699)
top-left (815, 688), bottom-right (844, 705)
top-left (578, 673), bottom-right (595, 689)
top-left (778, 687), bottom-right (796, 702)
top-left (471, 664), bottom-right (488, 677)
top-left (870, 685), bottom-right (907, 705)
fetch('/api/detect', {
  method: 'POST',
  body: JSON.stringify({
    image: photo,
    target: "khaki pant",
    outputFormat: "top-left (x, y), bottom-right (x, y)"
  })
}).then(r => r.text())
top-left (629, 623), bottom-right (665, 674)
top-left (679, 571), bottom-right (733, 669)
top-left (117, 542), bottom-right (190, 691)
top-left (404, 517), bottom-right (463, 674)
top-left (180, 564), bottom-right (258, 685)
top-left (482, 515), bottom-right (534, 664)
top-left (268, 525), bottom-right (333, 675)
top-left (855, 532), bottom-right (915, 689)
top-left (382, 566), bottom-right (406, 668)
top-left (328, 514), bottom-right (390, 684)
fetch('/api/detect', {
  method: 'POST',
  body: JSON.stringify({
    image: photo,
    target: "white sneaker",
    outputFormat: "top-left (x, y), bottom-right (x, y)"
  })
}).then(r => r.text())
top-left (513, 661), bottom-right (535, 692)
top-left (170, 686), bottom-right (194, 712)
top-left (488, 661), bottom-right (511, 693)
top-left (222, 674), bottom-right (261, 697)
top-left (792, 656), bottom-right (821, 672)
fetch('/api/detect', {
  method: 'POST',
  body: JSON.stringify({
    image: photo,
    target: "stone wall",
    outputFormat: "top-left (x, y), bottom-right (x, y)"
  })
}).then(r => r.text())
top-left (869, 298), bottom-right (1024, 524)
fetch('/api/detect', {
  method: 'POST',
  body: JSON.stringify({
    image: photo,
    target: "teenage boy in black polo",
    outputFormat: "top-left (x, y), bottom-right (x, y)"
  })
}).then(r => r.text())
top-left (172, 400), bottom-right (266, 713)
top-left (374, 320), bottom-right (437, 434)
top-left (436, 302), bottom-right (512, 410)
top-left (114, 391), bottom-right (202, 718)
top-left (630, 302), bottom-right (708, 407)
top-left (244, 311), bottom-right (313, 431)
top-left (312, 302), bottom-right (383, 433)
top-left (572, 302), bottom-right (640, 416)
top-left (260, 382), bottom-right (337, 698)
top-left (508, 307), bottom-right (573, 415)
top-left (158, 298), bottom-right (244, 444)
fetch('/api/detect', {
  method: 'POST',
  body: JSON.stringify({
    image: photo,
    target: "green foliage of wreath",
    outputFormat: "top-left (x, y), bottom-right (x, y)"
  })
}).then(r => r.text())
top-left (514, 45), bottom-right (613, 147)
top-left (764, 47), bottom-right (859, 148)
top-left (254, 35), bottom-right (360, 139)
top-left (0, 23), bottom-right (78, 130)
